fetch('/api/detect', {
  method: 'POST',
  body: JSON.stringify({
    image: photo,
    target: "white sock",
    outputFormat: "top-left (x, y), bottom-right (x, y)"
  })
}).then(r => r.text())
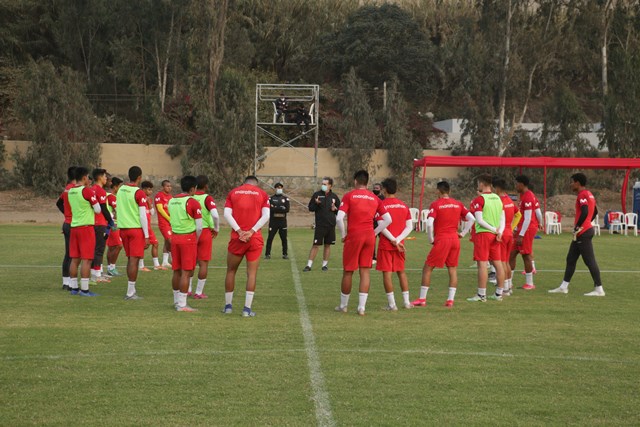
top-left (70, 277), bottom-right (78, 290)
top-left (386, 292), bottom-right (396, 307)
top-left (525, 272), bottom-right (534, 285)
top-left (63, 277), bottom-right (70, 286)
top-left (322, 260), bottom-right (329, 267)
top-left (478, 288), bottom-right (487, 297)
top-left (127, 281), bottom-right (136, 297)
top-left (340, 292), bottom-right (350, 308)
top-left (532, 260), bottom-right (536, 270)
top-left (138, 259), bottom-right (144, 269)
top-left (178, 292), bottom-right (187, 308)
top-left (100, 265), bottom-right (104, 273)
top-left (402, 291), bottom-right (410, 305)
top-left (173, 289), bottom-right (179, 305)
top-left (496, 287), bottom-right (503, 296)
top-left (448, 287), bottom-right (457, 301)
top-left (505, 279), bottom-right (511, 291)
top-left (95, 270), bottom-right (101, 278)
top-left (594, 285), bottom-right (604, 292)
top-left (91, 269), bottom-right (98, 278)
top-left (196, 279), bottom-right (206, 295)
top-left (188, 277), bottom-right (193, 293)
top-left (357, 292), bottom-right (368, 311)
top-left (108, 264), bottom-right (115, 270)
top-left (307, 260), bottom-right (313, 268)
top-left (419, 286), bottom-right (429, 300)
top-left (560, 281), bottom-right (570, 289)
top-left (153, 257), bottom-right (160, 267)
top-left (80, 278), bottom-right (89, 291)
top-left (162, 253), bottom-right (170, 265)
top-left (489, 264), bottom-right (496, 274)
top-left (245, 291), bottom-right (255, 308)
top-left (225, 292), bottom-right (234, 305)
top-left (510, 271), bottom-right (515, 281)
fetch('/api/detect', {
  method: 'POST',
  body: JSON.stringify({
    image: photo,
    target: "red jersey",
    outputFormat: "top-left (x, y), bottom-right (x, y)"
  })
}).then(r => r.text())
top-left (107, 193), bottom-right (117, 211)
top-left (92, 184), bottom-right (108, 226)
top-left (154, 191), bottom-right (173, 226)
top-left (224, 184), bottom-right (270, 239)
top-left (516, 190), bottom-right (539, 231)
top-left (428, 197), bottom-right (469, 239)
top-left (575, 189), bottom-right (596, 236)
top-left (339, 189), bottom-right (388, 235)
top-left (60, 183), bottom-right (75, 224)
top-left (500, 194), bottom-right (518, 237)
top-left (378, 198), bottom-right (411, 250)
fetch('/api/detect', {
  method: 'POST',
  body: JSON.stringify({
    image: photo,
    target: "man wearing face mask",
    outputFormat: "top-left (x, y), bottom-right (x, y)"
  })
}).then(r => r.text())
top-left (265, 183), bottom-right (290, 260)
top-left (304, 177), bottom-right (341, 272)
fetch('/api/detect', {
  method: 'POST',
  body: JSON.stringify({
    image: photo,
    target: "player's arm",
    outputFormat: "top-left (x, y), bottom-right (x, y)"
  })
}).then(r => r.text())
top-left (210, 209), bottom-right (219, 232)
top-left (223, 207), bottom-right (241, 232)
top-left (336, 210), bottom-right (346, 240)
top-left (100, 203), bottom-right (114, 225)
top-left (575, 205), bottom-right (590, 231)
top-left (195, 218), bottom-right (203, 240)
top-left (474, 211), bottom-right (497, 233)
top-left (139, 206), bottom-right (149, 238)
top-left (381, 228), bottom-right (396, 242)
top-left (535, 207), bottom-right (543, 224)
top-left (56, 197), bottom-right (64, 214)
top-left (373, 212), bottom-right (392, 236)
top-left (426, 217), bottom-right (435, 244)
top-left (156, 203), bottom-right (171, 222)
top-left (251, 207), bottom-right (270, 232)
top-left (459, 212), bottom-right (475, 237)
top-left (512, 211), bottom-right (522, 230)
top-left (497, 211), bottom-right (506, 234)
top-left (519, 210), bottom-right (532, 236)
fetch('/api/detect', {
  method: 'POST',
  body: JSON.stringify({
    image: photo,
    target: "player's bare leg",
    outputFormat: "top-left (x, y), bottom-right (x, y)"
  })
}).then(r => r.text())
top-left (223, 252), bottom-right (243, 313)
top-left (467, 260), bottom-right (489, 302)
top-left (382, 271), bottom-right (399, 310)
top-left (69, 258), bottom-right (81, 293)
top-left (322, 244), bottom-right (331, 266)
top-left (305, 245), bottom-right (320, 271)
top-left (193, 260), bottom-right (209, 299)
top-left (490, 260), bottom-right (506, 300)
top-left (241, 258), bottom-right (260, 316)
top-left (521, 253), bottom-right (535, 289)
top-left (77, 258), bottom-right (97, 296)
top-left (396, 270), bottom-right (412, 309)
top-left (336, 270), bottom-right (354, 312)
top-left (502, 261), bottom-right (513, 294)
top-left (174, 268), bottom-right (196, 312)
top-left (127, 256), bottom-right (140, 282)
top-left (413, 264), bottom-right (435, 307)
top-left (357, 267), bottom-right (371, 315)
top-left (443, 266), bottom-right (458, 307)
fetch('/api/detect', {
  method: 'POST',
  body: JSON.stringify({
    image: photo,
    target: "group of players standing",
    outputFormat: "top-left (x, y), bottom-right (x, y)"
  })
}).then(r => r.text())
top-left (58, 164), bottom-right (605, 317)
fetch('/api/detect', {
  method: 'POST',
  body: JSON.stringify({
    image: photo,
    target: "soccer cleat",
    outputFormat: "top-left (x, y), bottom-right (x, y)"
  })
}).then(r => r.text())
top-left (334, 305), bottom-right (347, 313)
top-left (187, 292), bottom-right (193, 297)
top-left (321, 266), bottom-right (328, 272)
top-left (96, 276), bottom-right (111, 283)
top-left (154, 266), bottom-right (167, 271)
top-left (264, 255), bottom-right (271, 259)
top-left (193, 293), bottom-right (208, 299)
top-left (444, 300), bottom-right (454, 308)
top-left (404, 303), bottom-right (414, 309)
top-left (382, 304), bottom-right (398, 312)
top-left (161, 263), bottom-right (172, 269)
top-left (466, 295), bottom-right (486, 302)
top-left (488, 272), bottom-right (497, 284)
top-left (176, 305), bottom-right (198, 312)
top-left (282, 255), bottom-right (288, 260)
top-left (487, 294), bottom-right (503, 301)
top-left (70, 289), bottom-right (80, 295)
top-left (548, 286), bottom-right (569, 294)
top-left (502, 289), bottom-right (512, 297)
top-left (222, 304), bottom-right (233, 314)
top-left (242, 306), bottom-right (256, 317)
top-left (303, 266), bottom-right (311, 272)
top-left (521, 284), bottom-right (536, 290)
top-left (62, 284), bottom-right (70, 291)
top-left (107, 267), bottom-right (122, 276)
top-left (139, 267), bottom-right (151, 272)
top-left (124, 293), bottom-right (143, 300)
top-left (584, 287), bottom-right (605, 297)
top-left (411, 298), bottom-right (426, 307)
top-left (79, 290), bottom-right (100, 297)
top-left (356, 308), bottom-right (366, 316)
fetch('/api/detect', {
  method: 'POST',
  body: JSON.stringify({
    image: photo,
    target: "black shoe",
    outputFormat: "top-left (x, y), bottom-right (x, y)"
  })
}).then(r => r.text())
top-left (282, 255), bottom-right (288, 260)
top-left (62, 284), bottom-right (70, 291)
top-left (322, 266), bottom-right (329, 272)
top-left (265, 255), bottom-right (271, 259)
top-left (303, 266), bottom-right (311, 272)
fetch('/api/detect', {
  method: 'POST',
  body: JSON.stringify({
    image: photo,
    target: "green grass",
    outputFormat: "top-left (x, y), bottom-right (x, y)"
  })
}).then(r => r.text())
top-left (1, 224), bottom-right (639, 426)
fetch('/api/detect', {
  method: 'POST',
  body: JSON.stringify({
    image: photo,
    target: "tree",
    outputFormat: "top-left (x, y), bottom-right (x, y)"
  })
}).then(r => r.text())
top-left (13, 60), bottom-right (102, 194)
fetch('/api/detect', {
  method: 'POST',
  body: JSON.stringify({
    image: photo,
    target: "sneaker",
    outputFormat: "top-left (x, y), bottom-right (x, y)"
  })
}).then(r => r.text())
top-left (487, 294), bottom-right (503, 301)
top-left (161, 263), bottom-right (172, 269)
top-left (187, 292), bottom-right (193, 297)
top-left (107, 267), bottom-right (119, 276)
top-left (222, 304), bottom-right (233, 314)
top-left (521, 284), bottom-right (536, 290)
top-left (584, 287), bottom-right (605, 297)
top-left (176, 305), bottom-right (198, 312)
top-left (282, 255), bottom-right (288, 260)
top-left (548, 286), bottom-right (568, 294)
top-left (488, 272), bottom-right (497, 284)
top-left (321, 266), bottom-right (328, 272)
top-left (411, 298), bottom-right (426, 307)
top-left (444, 300), bottom-right (454, 308)
top-left (124, 293), bottom-right (143, 300)
top-left (154, 265), bottom-right (167, 271)
top-left (382, 304), bottom-right (398, 311)
top-left (79, 290), bottom-right (100, 297)
top-left (139, 267), bottom-right (151, 272)
top-left (467, 295), bottom-right (486, 302)
top-left (303, 266), bottom-right (311, 272)
top-left (264, 255), bottom-right (271, 259)
top-left (356, 307), bottom-right (366, 316)
top-left (404, 303), bottom-right (414, 309)
top-left (242, 306), bottom-right (256, 317)
top-left (502, 289), bottom-right (512, 297)
top-left (193, 293), bottom-right (208, 299)
top-left (334, 305), bottom-right (347, 313)
top-left (62, 284), bottom-right (70, 291)
top-left (70, 289), bottom-right (80, 295)
top-left (96, 276), bottom-right (111, 283)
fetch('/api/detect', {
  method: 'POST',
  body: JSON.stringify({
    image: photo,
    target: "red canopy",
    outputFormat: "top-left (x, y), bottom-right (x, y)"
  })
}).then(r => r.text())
top-left (411, 156), bottom-right (640, 217)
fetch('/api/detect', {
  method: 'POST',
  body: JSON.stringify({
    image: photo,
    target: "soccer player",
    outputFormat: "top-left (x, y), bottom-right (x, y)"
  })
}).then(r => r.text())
top-left (190, 175), bottom-right (219, 299)
top-left (68, 167), bottom-right (101, 296)
top-left (510, 175), bottom-right (542, 290)
top-left (493, 178), bottom-right (519, 296)
top-left (376, 178), bottom-right (414, 310)
top-left (549, 173), bottom-right (605, 296)
top-left (106, 177), bottom-right (124, 276)
top-left (222, 176), bottom-right (270, 317)
top-left (168, 175), bottom-right (203, 312)
top-left (413, 181), bottom-right (474, 308)
top-left (56, 166), bottom-right (77, 291)
top-left (90, 168), bottom-right (114, 284)
top-left (155, 180), bottom-right (173, 268)
top-left (467, 174), bottom-right (506, 302)
top-left (117, 166), bottom-right (150, 300)
top-left (264, 182), bottom-right (290, 260)
top-left (335, 170), bottom-right (392, 316)
top-left (139, 181), bottom-right (161, 271)
top-left (304, 177), bottom-right (340, 272)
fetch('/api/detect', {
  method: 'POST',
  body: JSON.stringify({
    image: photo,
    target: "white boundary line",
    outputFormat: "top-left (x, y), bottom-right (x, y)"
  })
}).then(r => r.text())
top-left (288, 241), bottom-right (336, 427)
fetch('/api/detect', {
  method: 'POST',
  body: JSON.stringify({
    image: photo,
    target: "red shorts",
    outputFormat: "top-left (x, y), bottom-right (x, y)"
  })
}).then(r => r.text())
top-left (228, 234), bottom-right (263, 262)
top-left (343, 234), bottom-right (375, 271)
top-left (120, 228), bottom-right (146, 258)
top-left (149, 227), bottom-right (158, 245)
top-left (426, 237), bottom-right (460, 268)
top-left (375, 248), bottom-right (406, 272)
top-left (473, 232), bottom-right (502, 262)
top-left (171, 233), bottom-right (197, 271)
top-left (514, 227), bottom-right (536, 255)
top-left (500, 233), bottom-right (514, 262)
top-left (70, 226), bottom-right (96, 259)
top-left (197, 228), bottom-right (213, 261)
top-left (158, 221), bottom-right (172, 241)
top-left (106, 229), bottom-right (122, 247)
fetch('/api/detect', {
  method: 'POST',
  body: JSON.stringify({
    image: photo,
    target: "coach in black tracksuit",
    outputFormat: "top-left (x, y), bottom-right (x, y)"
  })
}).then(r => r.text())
top-left (303, 177), bottom-right (341, 272)
top-left (265, 182), bottom-right (290, 259)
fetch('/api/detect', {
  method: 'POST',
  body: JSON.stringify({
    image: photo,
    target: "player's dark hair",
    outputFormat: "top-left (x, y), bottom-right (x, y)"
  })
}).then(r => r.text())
top-left (74, 166), bottom-right (89, 182)
top-left (67, 166), bottom-right (77, 182)
top-left (181, 175), bottom-right (197, 192)
top-left (353, 169), bottom-right (369, 185)
top-left (492, 178), bottom-right (507, 191)
top-left (571, 173), bottom-right (587, 186)
top-left (477, 174), bottom-right (492, 187)
top-left (128, 166), bottom-right (142, 182)
top-left (161, 180), bottom-right (171, 187)
top-left (141, 180), bottom-right (154, 190)
top-left (515, 175), bottom-right (530, 186)
top-left (92, 168), bottom-right (107, 181)
top-left (436, 181), bottom-right (450, 194)
top-left (322, 177), bottom-right (333, 186)
top-left (381, 178), bottom-right (397, 195)
top-left (244, 175), bottom-right (258, 185)
top-left (111, 177), bottom-right (123, 188)
top-left (196, 175), bottom-right (209, 190)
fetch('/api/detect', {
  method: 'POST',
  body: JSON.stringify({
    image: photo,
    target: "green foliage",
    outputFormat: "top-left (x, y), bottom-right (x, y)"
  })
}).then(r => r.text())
top-left (13, 60), bottom-right (102, 194)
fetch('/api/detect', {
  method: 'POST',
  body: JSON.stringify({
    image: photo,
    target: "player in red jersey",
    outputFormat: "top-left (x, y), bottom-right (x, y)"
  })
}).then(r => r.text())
top-left (335, 170), bottom-right (392, 316)
top-left (413, 181), bottom-right (475, 308)
top-left (375, 178), bottom-right (414, 311)
top-left (549, 173), bottom-right (605, 296)
top-left (90, 168), bottom-right (114, 284)
top-left (68, 167), bottom-right (101, 296)
top-left (189, 175), bottom-right (219, 299)
top-left (56, 166), bottom-right (77, 291)
top-left (138, 181), bottom-right (161, 272)
top-left (155, 180), bottom-right (173, 268)
top-left (493, 178), bottom-right (519, 296)
top-left (510, 175), bottom-right (542, 290)
top-left (222, 176), bottom-right (270, 317)
top-left (106, 177), bottom-right (124, 277)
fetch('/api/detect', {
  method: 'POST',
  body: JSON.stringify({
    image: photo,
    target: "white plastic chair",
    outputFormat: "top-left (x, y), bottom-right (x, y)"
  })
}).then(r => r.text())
top-left (624, 212), bottom-right (638, 236)
top-left (545, 211), bottom-right (561, 235)
top-left (409, 208), bottom-right (420, 231)
top-left (308, 103), bottom-right (315, 125)
top-left (609, 211), bottom-right (624, 234)
top-left (420, 209), bottom-right (430, 233)
top-left (591, 214), bottom-right (600, 236)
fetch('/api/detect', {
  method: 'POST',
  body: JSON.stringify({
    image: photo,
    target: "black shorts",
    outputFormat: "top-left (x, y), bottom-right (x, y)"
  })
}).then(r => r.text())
top-left (313, 226), bottom-right (336, 246)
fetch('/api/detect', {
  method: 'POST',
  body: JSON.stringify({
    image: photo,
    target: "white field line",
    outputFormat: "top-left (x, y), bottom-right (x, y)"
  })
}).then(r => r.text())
top-left (288, 241), bottom-right (336, 427)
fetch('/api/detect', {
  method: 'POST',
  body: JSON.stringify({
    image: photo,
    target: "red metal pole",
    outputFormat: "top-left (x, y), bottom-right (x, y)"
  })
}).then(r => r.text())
top-left (418, 166), bottom-right (427, 230)
top-left (543, 166), bottom-right (547, 232)
top-left (622, 168), bottom-right (631, 214)
top-left (411, 166), bottom-right (416, 208)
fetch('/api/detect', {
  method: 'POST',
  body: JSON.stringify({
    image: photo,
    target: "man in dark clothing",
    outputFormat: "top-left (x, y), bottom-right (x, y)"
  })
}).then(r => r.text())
top-left (295, 104), bottom-right (311, 133)
top-left (265, 182), bottom-right (290, 259)
top-left (304, 177), bottom-right (340, 272)
top-left (275, 94), bottom-right (288, 123)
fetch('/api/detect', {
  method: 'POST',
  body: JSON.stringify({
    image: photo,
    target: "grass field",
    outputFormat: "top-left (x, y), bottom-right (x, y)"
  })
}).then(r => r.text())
top-left (1, 224), bottom-right (639, 426)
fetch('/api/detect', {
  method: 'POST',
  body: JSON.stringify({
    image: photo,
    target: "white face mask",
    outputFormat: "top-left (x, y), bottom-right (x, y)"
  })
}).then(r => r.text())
top-left (321, 185), bottom-right (328, 192)
top-left (276, 188), bottom-right (283, 195)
